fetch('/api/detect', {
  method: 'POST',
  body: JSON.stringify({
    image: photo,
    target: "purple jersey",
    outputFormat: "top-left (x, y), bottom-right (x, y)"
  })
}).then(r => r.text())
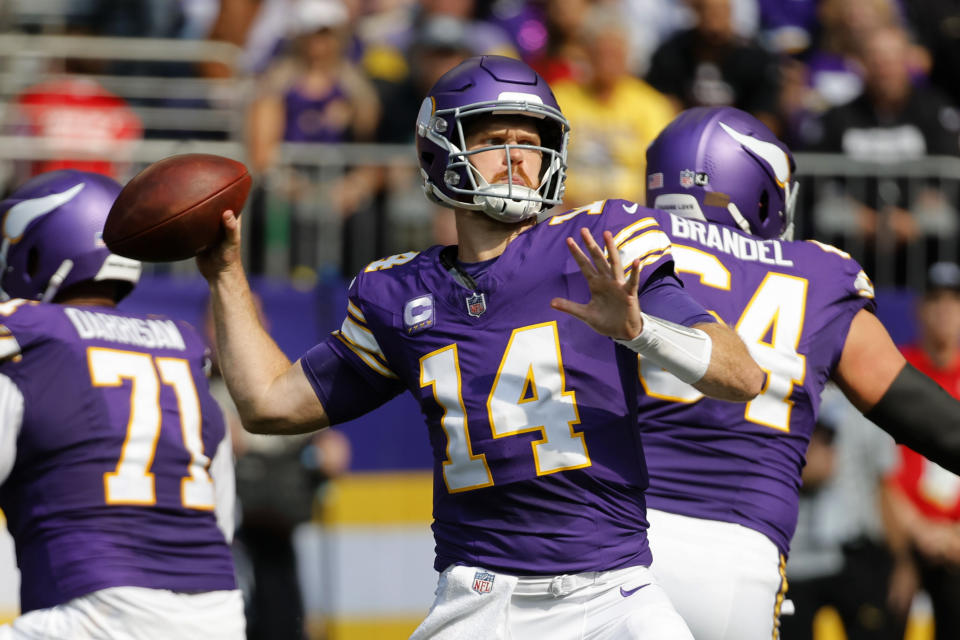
top-left (0, 300), bottom-right (236, 612)
top-left (640, 213), bottom-right (875, 554)
top-left (303, 200), bottom-right (714, 575)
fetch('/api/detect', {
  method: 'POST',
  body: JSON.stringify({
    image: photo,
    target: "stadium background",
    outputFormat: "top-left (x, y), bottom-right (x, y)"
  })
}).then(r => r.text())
top-left (0, 0), bottom-right (958, 637)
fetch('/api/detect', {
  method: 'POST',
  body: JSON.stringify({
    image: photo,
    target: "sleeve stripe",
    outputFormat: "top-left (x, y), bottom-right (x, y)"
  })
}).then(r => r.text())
top-left (347, 307), bottom-right (366, 327)
top-left (612, 217), bottom-right (658, 247)
top-left (0, 335), bottom-right (21, 360)
top-left (347, 301), bottom-right (366, 323)
top-left (623, 249), bottom-right (671, 279)
top-left (638, 249), bottom-right (670, 267)
top-left (334, 333), bottom-right (398, 379)
top-left (336, 326), bottom-right (393, 371)
top-left (618, 230), bottom-right (672, 268)
top-left (341, 316), bottom-right (388, 360)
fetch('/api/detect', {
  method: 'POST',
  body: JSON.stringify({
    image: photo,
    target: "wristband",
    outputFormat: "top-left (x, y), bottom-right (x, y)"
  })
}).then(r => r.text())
top-left (615, 313), bottom-right (712, 384)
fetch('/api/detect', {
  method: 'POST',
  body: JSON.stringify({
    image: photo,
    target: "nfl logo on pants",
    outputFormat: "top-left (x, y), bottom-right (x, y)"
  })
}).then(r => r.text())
top-left (473, 571), bottom-right (495, 593)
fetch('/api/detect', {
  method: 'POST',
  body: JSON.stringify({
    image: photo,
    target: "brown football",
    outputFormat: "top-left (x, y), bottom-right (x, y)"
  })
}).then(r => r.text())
top-left (104, 153), bottom-right (252, 262)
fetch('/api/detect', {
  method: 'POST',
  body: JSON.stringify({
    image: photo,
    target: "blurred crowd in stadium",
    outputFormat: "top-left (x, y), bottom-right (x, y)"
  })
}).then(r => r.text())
top-left (1, 0), bottom-right (959, 281)
top-left (1, 1), bottom-right (960, 639)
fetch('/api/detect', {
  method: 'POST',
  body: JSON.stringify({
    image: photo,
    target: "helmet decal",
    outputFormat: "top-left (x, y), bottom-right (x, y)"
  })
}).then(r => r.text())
top-left (0, 170), bottom-right (141, 302)
top-left (0, 183), bottom-right (87, 283)
top-left (3, 183), bottom-right (85, 241)
top-left (717, 122), bottom-right (791, 187)
top-left (646, 107), bottom-right (797, 240)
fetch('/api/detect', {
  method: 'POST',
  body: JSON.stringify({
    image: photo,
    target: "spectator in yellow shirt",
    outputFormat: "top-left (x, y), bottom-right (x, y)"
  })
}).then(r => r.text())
top-left (552, 7), bottom-right (676, 208)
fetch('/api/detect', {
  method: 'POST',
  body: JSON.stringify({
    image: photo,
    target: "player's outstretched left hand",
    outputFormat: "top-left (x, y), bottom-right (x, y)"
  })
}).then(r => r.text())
top-left (550, 228), bottom-right (644, 341)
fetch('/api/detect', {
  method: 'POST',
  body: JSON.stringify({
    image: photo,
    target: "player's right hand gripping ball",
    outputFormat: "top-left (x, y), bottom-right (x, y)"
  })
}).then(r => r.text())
top-left (104, 153), bottom-right (252, 262)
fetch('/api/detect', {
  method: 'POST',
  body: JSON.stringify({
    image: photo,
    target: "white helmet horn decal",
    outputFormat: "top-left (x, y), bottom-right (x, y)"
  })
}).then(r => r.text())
top-left (717, 122), bottom-right (791, 186)
top-left (0, 183), bottom-right (86, 275)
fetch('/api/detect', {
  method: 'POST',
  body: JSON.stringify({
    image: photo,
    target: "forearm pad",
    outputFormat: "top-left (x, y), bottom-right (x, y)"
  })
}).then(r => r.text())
top-left (615, 312), bottom-right (712, 384)
top-left (865, 363), bottom-right (960, 475)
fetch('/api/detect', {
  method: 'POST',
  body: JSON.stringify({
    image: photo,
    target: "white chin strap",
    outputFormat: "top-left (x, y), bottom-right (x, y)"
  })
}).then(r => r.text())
top-left (781, 180), bottom-right (799, 240)
top-left (40, 259), bottom-right (74, 303)
top-left (727, 179), bottom-right (800, 240)
top-left (726, 203), bottom-right (753, 234)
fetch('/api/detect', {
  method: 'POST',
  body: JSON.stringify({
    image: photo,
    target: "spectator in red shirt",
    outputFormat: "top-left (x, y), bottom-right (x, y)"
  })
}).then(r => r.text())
top-left (888, 261), bottom-right (960, 639)
top-left (11, 77), bottom-right (142, 181)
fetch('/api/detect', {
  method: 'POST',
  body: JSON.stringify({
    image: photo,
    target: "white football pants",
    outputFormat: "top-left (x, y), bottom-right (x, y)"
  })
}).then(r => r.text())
top-left (646, 508), bottom-right (788, 640)
top-left (0, 587), bottom-right (245, 640)
top-left (410, 563), bottom-right (693, 639)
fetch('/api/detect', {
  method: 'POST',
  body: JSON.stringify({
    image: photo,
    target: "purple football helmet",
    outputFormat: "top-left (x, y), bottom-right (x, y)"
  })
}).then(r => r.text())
top-left (645, 107), bottom-right (798, 240)
top-left (416, 55), bottom-right (570, 223)
top-left (0, 170), bottom-right (141, 302)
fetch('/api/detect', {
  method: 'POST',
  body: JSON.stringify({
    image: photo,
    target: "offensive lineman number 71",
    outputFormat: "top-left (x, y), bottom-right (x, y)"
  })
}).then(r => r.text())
top-left (88, 347), bottom-right (215, 510)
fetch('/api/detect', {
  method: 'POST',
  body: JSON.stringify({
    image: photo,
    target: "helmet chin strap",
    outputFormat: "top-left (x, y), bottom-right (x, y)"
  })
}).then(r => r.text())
top-left (471, 173), bottom-right (542, 223)
top-left (41, 259), bottom-right (74, 303)
top-left (726, 203), bottom-right (754, 235)
top-left (781, 181), bottom-right (799, 240)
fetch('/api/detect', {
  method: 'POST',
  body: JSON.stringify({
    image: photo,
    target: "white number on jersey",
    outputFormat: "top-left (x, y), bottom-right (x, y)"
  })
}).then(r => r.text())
top-left (90, 347), bottom-right (215, 509)
top-left (420, 322), bottom-right (586, 492)
top-left (639, 245), bottom-right (807, 432)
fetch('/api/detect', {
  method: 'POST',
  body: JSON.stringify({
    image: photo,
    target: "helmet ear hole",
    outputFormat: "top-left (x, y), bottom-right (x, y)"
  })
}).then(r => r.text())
top-left (758, 190), bottom-right (769, 224)
top-left (421, 151), bottom-right (435, 166)
top-left (27, 247), bottom-right (39, 278)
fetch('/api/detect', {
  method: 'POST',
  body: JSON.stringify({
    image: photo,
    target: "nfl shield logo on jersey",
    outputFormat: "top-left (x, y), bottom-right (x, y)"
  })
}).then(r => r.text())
top-left (473, 571), bottom-right (495, 593)
top-left (679, 169), bottom-right (695, 188)
top-left (466, 292), bottom-right (487, 317)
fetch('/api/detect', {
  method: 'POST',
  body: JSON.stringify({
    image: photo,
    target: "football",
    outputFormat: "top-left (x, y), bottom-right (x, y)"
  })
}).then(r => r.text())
top-left (104, 153), bottom-right (252, 262)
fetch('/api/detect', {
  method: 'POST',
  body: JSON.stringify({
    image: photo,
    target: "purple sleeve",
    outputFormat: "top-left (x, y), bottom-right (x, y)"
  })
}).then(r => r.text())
top-left (300, 337), bottom-right (405, 425)
top-left (638, 265), bottom-right (716, 328)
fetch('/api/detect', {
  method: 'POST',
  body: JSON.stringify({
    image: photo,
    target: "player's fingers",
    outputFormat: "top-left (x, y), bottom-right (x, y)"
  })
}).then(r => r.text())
top-left (550, 297), bottom-right (589, 321)
top-left (625, 258), bottom-right (640, 294)
top-left (566, 236), bottom-right (597, 278)
top-left (221, 210), bottom-right (242, 242)
top-left (579, 228), bottom-right (612, 277)
top-left (602, 231), bottom-right (624, 281)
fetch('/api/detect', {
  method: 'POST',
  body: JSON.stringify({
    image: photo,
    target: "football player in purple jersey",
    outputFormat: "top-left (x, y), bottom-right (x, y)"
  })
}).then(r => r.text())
top-left (0, 171), bottom-right (244, 640)
top-left (638, 106), bottom-right (960, 640)
top-left (198, 55), bottom-right (763, 639)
